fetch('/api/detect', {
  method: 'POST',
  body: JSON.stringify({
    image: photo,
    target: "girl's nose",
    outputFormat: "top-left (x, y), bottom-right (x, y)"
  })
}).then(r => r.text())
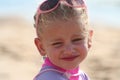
top-left (63, 44), bottom-right (75, 55)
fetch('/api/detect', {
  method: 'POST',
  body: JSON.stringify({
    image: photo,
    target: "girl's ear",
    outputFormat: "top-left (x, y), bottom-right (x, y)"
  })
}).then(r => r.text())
top-left (34, 38), bottom-right (46, 56)
top-left (88, 30), bottom-right (93, 49)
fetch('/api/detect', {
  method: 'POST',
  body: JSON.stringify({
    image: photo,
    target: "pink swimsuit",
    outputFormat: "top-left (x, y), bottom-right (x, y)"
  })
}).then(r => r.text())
top-left (34, 58), bottom-right (90, 80)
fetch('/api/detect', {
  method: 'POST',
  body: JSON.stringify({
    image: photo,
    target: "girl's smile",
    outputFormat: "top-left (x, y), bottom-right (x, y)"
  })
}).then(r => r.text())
top-left (61, 55), bottom-right (80, 61)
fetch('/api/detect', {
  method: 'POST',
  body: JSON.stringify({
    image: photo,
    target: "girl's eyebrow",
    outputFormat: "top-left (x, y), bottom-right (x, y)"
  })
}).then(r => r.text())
top-left (74, 32), bottom-right (87, 36)
top-left (50, 39), bottom-right (63, 42)
top-left (50, 34), bottom-right (85, 42)
top-left (73, 33), bottom-right (84, 36)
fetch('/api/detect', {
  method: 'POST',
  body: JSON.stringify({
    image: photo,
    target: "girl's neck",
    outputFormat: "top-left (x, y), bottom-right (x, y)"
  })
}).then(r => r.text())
top-left (42, 57), bottom-right (79, 74)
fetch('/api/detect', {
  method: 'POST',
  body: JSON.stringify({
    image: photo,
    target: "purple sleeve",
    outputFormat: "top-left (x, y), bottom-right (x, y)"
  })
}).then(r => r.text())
top-left (84, 73), bottom-right (90, 80)
top-left (80, 70), bottom-right (90, 80)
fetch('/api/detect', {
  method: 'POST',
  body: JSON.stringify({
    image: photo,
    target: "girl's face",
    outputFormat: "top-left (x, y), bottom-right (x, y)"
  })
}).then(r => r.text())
top-left (35, 18), bottom-right (93, 70)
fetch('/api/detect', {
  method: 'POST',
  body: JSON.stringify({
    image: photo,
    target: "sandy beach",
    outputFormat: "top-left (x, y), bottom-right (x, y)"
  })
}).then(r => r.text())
top-left (0, 16), bottom-right (120, 80)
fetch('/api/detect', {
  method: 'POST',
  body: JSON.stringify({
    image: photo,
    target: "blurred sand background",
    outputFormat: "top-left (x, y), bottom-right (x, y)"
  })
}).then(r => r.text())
top-left (0, 15), bottom-right (120, 80)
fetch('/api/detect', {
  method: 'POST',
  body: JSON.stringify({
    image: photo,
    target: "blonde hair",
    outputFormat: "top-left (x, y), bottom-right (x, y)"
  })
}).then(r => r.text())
top-left (34, 3), bottom-right (88, 37)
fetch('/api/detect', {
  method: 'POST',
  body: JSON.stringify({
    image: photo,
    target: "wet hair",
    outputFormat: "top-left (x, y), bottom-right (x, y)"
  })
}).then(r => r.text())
top-left (34, 3), bottom-right (88, 37)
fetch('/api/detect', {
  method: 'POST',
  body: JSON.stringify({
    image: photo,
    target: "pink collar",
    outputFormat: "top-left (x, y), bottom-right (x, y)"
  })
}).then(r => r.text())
top-left (42, 57), bottom-right (79, 75)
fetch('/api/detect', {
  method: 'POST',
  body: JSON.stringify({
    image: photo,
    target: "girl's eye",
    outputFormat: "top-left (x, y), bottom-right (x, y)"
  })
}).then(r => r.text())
top-left (52, 42), bottom-right (63, 48)
top-left (72, 38), bottom-right (84, 43)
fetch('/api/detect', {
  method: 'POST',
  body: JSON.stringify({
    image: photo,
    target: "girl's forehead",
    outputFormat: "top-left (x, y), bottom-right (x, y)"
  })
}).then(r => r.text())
top-left (43, 17), bottom-right (84, 29)
top-left (41, 18), bottom-right (88, 37)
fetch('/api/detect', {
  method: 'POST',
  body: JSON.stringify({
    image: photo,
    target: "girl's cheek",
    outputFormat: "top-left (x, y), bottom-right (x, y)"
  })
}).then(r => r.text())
top-left (77, 42), bottom-right (88, 51)
top-left (48, 47), bottom-right (61, 54)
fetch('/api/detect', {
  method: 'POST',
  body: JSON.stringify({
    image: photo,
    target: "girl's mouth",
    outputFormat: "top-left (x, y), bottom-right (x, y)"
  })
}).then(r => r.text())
top-left (61, 55), bottom-right (79, 61)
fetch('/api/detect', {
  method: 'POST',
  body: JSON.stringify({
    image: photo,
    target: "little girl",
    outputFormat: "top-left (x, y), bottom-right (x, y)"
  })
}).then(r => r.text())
top-left (33, 0), bottom-right (93, 80)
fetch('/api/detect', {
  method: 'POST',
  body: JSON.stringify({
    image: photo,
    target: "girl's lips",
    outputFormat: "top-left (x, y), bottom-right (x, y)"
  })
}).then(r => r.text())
top-left (61, 55), bottom-right (79, 61)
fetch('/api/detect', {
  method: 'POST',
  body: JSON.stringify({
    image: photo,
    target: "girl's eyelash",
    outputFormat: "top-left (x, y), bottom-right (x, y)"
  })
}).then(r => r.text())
top-left (72, 38), bottom-right (84, 42)
top-left (52, 42), bottom-right (62, 45)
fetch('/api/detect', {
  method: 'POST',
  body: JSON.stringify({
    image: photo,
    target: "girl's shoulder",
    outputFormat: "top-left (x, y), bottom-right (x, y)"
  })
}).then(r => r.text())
top-left (34, 66), bottom-right (68, 80)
